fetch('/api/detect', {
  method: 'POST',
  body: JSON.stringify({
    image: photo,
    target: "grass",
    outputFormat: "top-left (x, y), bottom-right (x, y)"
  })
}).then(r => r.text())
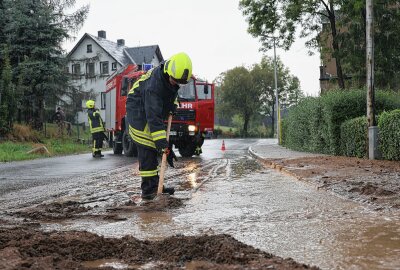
top-left (215, 125), bottom-right (237, 132)
top-left (0, 123), bottom-right (95, 162)
top-left (0, 139), bottom-right (91, 162)
top-left (0, 142), bottom-right (43, 162)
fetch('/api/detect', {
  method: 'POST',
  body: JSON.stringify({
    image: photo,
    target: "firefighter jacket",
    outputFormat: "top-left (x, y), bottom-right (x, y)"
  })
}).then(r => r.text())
top-left (87, 108), bottom-right (105, 134)
top-left (126, 63), bottom-right (179, 150)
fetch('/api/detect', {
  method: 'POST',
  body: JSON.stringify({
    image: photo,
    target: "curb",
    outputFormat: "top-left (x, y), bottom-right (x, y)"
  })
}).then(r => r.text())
top-left (248, 146), bottom-right (389, 210)
top-left (248, 146), bottom-right (305, 181)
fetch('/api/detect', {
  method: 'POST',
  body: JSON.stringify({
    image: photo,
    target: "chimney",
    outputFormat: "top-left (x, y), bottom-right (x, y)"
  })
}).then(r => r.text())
top-left (98, 30), bottom-right (106, 39)
top-left (117, 39), bottom-right (125, 46)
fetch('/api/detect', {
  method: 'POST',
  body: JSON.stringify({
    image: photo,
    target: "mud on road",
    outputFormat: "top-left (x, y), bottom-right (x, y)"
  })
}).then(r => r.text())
top-left (260, 156), bottom-right (400, 210)
top-left (0, 226), bottom-right (317, 270)
top-left (0, 155), bottom-right (318, 270)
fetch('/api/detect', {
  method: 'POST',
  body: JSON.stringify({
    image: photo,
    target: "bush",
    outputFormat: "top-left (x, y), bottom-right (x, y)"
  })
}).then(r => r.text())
top-left (247, 125), bottom-right (272, 138)
top-left (280, 119), bottom-right (287, 145)
top-left (340, 116), bottom-right (368, 158)
top-left (283, 97), bottom-right (323, 152)
top-left (282, 89), bottom-right (400, 156)
top-left (378, 109), bottom-right (400, 160)
top-left (213, 128), bottom-right (222, 137)
top-left (321, 90), bottom-right (399, 155)
top-left (6, 124), bottom-right (41, 142)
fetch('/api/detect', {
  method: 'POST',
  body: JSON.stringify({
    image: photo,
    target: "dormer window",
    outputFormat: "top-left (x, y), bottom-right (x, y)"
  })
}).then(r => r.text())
top-left (87, 44), bottom-right (92, 53)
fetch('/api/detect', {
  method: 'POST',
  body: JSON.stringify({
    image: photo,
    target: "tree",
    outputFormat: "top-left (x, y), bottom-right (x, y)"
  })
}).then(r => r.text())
top-left (0, 47), bottom-right (16, 135)
top-left (239, 0), bottom-right (346, 89)
top-left (251, 56), bottom-right (302, 135)
top-left (338, 1), bottom-right (400, 90)
top-left (218, 58), bottom-right (303, 137)
top-left (219, 67), bottom-right (262, 137)
top-left (1, 0), bottom-right (88, 129)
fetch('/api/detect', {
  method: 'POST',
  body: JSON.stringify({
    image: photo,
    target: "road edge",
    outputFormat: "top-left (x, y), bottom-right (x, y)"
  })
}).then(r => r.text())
top-left (248, 146), bottom-right (305, 181)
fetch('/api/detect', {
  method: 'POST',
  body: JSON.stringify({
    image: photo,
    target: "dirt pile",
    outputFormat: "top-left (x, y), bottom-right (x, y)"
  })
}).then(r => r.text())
top-left (263, 156), bottom-right (400, 210)
top-left (11, 201), bottom-right (92, 221)
top-left (10, 196), bottom-right (185, 224)
top-left (0, 227), bottom-right (318, 270)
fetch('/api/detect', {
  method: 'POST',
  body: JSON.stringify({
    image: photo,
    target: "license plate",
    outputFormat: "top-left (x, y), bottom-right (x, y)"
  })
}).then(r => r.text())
top-left (169, 131), bottom-right (177, 136)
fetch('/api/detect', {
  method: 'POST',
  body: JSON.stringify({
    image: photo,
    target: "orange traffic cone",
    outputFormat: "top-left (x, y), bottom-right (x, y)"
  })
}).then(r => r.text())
top-left (221, 140), bottom-right (226, 151)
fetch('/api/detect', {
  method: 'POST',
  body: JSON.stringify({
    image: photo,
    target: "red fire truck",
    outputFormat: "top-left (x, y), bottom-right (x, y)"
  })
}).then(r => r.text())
top-left (104, 64), bottom-right (215, 157)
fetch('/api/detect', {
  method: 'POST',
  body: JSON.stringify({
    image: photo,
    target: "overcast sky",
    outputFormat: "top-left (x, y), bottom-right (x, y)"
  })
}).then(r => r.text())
top-left (63, 0), bottom-right (321, 96)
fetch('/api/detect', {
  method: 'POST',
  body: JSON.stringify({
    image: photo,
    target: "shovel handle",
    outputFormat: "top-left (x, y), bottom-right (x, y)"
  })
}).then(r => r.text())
top-left (157, 114), bottom-right (173, 195)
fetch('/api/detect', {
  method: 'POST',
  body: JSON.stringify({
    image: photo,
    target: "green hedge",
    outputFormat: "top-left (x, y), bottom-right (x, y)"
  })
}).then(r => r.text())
top-left (340, 116), bottom-right (368, 158)
top-left (283, 89), bottom-right (400, 155)
top-left (282, 97), bottom-right (317, 152)
top-left (378, 109), bottom-right (400, 160)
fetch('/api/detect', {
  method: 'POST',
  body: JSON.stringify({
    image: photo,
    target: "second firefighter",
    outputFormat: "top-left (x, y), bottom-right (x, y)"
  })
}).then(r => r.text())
top-left (86, 100), bottom-right (106, 158)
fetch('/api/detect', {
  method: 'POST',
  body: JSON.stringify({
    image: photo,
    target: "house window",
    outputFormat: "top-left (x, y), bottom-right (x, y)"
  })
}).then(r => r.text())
top-left (87, 44), bottom-right (92, 53)
top-left (72, 64), bottom-right (81, 75)
top-left (100, 61), bottom-right (109, 75)
top-left (86, 63), bottom-right (95, 77)
top-left (101, 92), bottom-right (106, 109)
top-left (112, 62), bottom-right (117, 71)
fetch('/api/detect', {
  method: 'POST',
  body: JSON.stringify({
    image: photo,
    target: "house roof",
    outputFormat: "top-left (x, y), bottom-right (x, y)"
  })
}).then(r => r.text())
top-left (67, 33), bottom-right (163, 66)
top-left (124, 45), bottom-right (164, 65)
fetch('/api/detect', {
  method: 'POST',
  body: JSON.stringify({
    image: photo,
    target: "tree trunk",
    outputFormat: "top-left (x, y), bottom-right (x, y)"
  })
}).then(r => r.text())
top-left (329, 2), bottom-right (345, 89)
top-left (243, 115), bottom-right (249, 138)
top-left (37, 96), bottom-right (44, 130)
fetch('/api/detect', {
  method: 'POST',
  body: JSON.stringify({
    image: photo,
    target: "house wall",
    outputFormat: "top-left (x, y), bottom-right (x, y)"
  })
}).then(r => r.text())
top-left (68, 36), bottom-right (122, 124)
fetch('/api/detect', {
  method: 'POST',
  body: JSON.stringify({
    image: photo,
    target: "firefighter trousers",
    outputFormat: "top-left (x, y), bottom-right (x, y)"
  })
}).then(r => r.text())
top-left (136, 144), bottom-right (159, 199)
top-left (92, 132), bottom-right (104, 154)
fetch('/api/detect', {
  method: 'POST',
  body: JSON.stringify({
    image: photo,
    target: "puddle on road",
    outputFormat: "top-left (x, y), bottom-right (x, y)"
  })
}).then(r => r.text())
top-left (17, 156), bottom-right (400, 269)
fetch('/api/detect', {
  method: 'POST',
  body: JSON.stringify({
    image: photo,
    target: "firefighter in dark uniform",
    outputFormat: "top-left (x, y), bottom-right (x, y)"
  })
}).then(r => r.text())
top-left (86, 100), bottom-right (105, 158)
top-left (126, 52), bottom-right (192, 200)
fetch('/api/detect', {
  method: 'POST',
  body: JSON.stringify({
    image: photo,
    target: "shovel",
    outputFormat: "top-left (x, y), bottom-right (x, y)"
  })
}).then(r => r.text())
top-left (157, 114), bottom-right (173, 195)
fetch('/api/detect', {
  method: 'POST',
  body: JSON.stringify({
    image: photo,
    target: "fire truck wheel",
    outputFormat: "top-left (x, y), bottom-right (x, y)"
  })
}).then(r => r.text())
top-left (112, 132), bottom-right (123, 154)
top-left (122, 130), bottom-right (138, 157)
top-left (178, 144), bottom-right (195, 158)
top-left (113, 141), bottom-right (123, 154)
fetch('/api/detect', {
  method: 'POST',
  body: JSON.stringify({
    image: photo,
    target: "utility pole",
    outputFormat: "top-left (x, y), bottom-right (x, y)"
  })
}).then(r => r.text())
top-left (273, 37), bottom-right (279, 143)
top-left (366, 0), bottom-right (378, 159)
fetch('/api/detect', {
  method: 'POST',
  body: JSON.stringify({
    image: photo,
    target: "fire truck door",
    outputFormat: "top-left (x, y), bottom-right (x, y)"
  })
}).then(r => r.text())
top-left (105, 89), bottom-right (116, 130)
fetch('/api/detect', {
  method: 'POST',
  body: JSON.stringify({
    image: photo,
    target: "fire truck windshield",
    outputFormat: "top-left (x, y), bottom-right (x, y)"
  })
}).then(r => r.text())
top-left (177, 79), bottom-right (196, 101)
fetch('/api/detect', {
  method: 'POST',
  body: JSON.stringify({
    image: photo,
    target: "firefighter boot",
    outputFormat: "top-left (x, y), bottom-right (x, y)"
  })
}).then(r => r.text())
top-left (141, 177), bottom-right (158, 200)
top-left (93, 150), bottom-right (104, 158)
top-left (162, 186), bottom-right (175, 195)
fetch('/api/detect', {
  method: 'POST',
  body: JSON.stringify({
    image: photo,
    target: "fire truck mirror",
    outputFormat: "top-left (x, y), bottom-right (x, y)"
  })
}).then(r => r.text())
top-left (121, 77), bottom-right (129, 96)
top-left (204, 83), bottom-right (209, 95)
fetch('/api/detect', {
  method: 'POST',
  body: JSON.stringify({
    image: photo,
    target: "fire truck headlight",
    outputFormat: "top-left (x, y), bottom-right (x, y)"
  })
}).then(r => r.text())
top-left (188, 125), bottom-right (196, 132)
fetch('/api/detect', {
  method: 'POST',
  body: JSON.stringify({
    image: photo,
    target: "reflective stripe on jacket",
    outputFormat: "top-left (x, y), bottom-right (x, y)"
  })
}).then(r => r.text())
top-left (126, 63), bottom-right (179, 150)
top-left (88, 108), bottom-right (104, 133)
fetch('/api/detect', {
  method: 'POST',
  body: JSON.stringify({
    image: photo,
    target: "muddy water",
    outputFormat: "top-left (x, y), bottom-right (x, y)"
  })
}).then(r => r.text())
top-left (14, 139), bottom-right (400, 269)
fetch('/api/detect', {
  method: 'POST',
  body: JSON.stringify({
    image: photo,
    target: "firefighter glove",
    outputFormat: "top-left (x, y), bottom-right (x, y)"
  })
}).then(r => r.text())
top-left (169, 103), bottom-right (178, 116)
top-left (159, 147), bottom-right (177, 168)
top-left (155, 138), bottom-right (169, 150)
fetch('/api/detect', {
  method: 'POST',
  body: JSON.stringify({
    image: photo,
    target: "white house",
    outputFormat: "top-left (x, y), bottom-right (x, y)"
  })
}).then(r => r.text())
top-left (67, 30), bottom-right (164, 124)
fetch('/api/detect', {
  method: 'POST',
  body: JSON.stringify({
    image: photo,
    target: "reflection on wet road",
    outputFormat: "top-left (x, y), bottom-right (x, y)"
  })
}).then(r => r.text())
top-left (1, 139), bottom-right (399, 269)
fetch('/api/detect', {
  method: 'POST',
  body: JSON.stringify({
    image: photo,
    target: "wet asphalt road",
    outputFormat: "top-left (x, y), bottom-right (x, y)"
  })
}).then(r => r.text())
top-left (1, 138), bottom-right (399, 270)
top-left (0, 139), bottom-right (256, 197)
top-left (0, 150), bottom-right (134, 196)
